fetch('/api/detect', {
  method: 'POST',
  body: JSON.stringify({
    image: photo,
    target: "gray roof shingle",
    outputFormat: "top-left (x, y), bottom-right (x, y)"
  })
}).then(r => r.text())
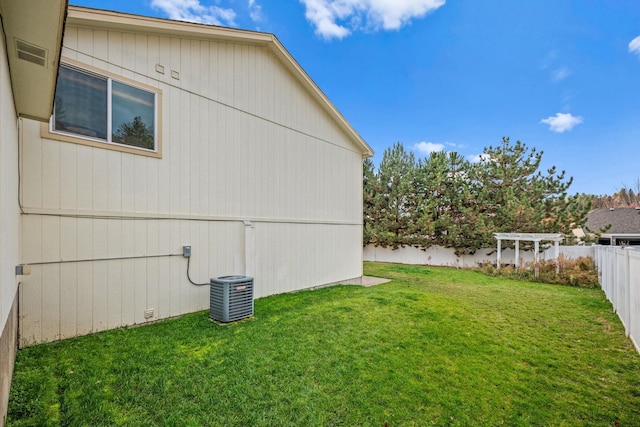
top-left (585, 208), bottom-right (640, 234)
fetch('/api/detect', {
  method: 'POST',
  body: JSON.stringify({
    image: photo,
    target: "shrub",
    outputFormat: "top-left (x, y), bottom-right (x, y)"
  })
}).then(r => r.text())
top-left (480, 255), bottom-right (599, 288)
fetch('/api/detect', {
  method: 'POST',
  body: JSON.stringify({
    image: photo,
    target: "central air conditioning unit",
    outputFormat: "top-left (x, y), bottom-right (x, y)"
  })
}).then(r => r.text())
top-left (210, 275), bottom-right (254, 322)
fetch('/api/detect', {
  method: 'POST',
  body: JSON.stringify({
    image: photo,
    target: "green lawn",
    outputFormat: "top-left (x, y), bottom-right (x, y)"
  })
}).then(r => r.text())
top-left (8, 262), bottom-right (640, 426)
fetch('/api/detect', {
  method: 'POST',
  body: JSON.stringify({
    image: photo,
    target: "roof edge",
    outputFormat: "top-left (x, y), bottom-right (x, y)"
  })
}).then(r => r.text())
top-left (1, 0), bottom-right (67, 121)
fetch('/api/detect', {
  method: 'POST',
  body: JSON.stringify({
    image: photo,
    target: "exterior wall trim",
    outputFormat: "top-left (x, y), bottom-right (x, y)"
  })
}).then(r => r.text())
top-left (20, 209), bottom-right (363, 226)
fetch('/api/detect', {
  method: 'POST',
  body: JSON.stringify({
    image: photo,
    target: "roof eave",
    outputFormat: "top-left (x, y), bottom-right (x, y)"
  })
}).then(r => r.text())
top-left (1, 0), bottom-right (67, 121)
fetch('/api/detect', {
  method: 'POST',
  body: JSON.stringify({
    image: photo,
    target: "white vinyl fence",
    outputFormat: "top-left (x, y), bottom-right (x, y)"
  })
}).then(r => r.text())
top-left (364, 244), bottom-right (594, 268)
top-left (594, 246), bottom-right (640, 353)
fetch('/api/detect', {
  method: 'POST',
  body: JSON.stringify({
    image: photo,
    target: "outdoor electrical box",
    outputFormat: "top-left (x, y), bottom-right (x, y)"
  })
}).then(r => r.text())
top-left (210, 275), bottom-right (254, 323)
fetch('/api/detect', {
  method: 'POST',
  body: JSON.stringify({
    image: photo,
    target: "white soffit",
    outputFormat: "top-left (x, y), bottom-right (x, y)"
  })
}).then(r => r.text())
top-left (0, 0), bottom-right (67, 121)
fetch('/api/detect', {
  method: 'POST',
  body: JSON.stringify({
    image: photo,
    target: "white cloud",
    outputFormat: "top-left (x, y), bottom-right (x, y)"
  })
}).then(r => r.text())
top-left (444, 141), bottom-right (465, 149)
top-left (540, 51), bottom-right (572, 82)
top-left (299, 0), bottom-right (446, 40)
top-left (551, 66), bottom-right (571, 82)
top-left (302, 0), bottom-right (352, 39)
top-left (151, 0), bottom-right (236, 26)
top-left (248, 0), bottom-right (263, 22)
top-left (540, 112), bottom-right (583, 133)
top-left (539, 50), bottom-right (557, 70)
top-left (413, 141), bottom-right (445, 155)
top-left (467, 153), bottom-right (486, 163)
top-left (629, 36), bottom-right (640, 56)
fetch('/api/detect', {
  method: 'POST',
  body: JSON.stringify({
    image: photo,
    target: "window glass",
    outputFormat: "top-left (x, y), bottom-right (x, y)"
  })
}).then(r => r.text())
top-left (54, 66), bottom-right (108, 139)
top-left (112, 81), bottom-right (156, 150)
top-left (52, 63), bottom-right (158, 153)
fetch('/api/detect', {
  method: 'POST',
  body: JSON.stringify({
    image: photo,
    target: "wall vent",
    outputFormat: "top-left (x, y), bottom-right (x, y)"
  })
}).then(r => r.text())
top-left (15, 39), bottom-right (47, 67)
top-left (210, 276), bottom-right (254, 323)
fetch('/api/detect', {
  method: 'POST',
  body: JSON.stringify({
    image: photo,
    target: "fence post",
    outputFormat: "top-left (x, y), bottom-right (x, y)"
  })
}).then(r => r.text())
top-left (609, 247), bottom-right (615, 305)
top-left (630, 250), bottom-right (640, 353)
top-left (624, 247), bottom-right (632, 336)
top-left (534, 240), bottom-right (539, 278)
top-left (615, 247), bottom-right (621, 315)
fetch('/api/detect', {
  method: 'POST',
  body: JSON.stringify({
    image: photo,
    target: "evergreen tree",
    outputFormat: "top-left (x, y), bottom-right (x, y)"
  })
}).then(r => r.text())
top-left (471, 137), bottom-right (587, 249)
top-left (414, 151), bottom-right (484, 253)
top-left (114, 116), bottom-right (154, 149)
top-left (367, 142), bottom-right (419, 248)
top-left (363, 158), bottom-right (379, 245)
top-left (362, 138), bottom-right (587, 252)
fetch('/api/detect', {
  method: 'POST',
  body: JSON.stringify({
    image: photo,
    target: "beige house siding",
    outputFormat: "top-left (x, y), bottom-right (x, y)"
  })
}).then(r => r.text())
top-left (0, 8), bottom-right (20, 351)
top-left (19, 218), bottom-right (246, 344)
top-left (60, 25), bottom-right (358, 155)
top-left (19, 9), bottom-right (368, 346)
top-left (0, 20), bottom-right (20, 424)
top-left (253, 222), bottom-right (363, 297)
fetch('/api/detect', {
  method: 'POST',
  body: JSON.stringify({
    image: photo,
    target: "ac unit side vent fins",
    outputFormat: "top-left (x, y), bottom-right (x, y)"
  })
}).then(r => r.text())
top-left (15, 39), bottom-right (47, 67)
top-left (210, 276), bottom-right (254, 323)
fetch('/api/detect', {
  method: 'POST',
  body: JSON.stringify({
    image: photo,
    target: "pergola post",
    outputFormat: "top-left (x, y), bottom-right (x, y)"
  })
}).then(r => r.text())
top-left (496, 238), bottom-right (502, 269)
top-left (534, 240), bottom-right (540, 278)
top-left (514, 240), bottom-right (520, 268)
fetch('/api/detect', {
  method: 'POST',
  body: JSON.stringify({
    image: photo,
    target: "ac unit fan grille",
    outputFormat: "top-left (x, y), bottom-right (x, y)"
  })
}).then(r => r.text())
top-left (210, 276), bottom-right (254, 322)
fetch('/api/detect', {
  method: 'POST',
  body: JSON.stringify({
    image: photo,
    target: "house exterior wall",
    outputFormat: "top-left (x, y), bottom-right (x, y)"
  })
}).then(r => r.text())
top-left (0, 21), bottom-right (20, 424)
top-left (19, 22), bottom-right (365, 345)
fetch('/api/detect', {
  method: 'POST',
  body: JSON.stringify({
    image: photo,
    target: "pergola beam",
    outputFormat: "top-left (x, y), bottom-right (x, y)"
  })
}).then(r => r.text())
top-left (494, 232), bottom-right (564, 242)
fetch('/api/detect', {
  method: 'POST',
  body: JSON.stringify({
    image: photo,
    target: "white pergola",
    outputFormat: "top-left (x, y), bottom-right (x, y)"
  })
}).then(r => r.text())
top-left (494, 232), bottom-right (564, 274)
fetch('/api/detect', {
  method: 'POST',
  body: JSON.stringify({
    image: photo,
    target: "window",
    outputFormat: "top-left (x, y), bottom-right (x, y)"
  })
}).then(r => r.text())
top-left (51, 63), bottom-right (159, 154)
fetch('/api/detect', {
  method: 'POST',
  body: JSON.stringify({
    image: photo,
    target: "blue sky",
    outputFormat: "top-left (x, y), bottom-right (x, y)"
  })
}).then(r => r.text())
top-left (69, 0), bottom-right (640, 196)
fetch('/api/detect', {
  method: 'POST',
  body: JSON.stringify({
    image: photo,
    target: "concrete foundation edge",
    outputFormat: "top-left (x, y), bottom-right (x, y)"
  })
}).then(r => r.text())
top-left (0, 291), bottom-right (17, 427)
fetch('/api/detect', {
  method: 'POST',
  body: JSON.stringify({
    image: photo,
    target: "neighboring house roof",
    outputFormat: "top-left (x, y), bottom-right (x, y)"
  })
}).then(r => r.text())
top-left (0, 0), bottom-right (67, 121)
top-left (585, 208), bottom-right (640, 234)
top-left (66, 6), bottom-right (374, 158)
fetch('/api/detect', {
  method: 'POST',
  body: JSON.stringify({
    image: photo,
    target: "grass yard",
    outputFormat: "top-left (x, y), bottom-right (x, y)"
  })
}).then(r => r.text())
top-left (7, 262), bottom-right (640, 426)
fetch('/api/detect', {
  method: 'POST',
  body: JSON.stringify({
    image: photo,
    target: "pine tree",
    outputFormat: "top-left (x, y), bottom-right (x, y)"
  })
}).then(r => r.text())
top-left (361, 138), bottom-right (587, 252)
top-left (114, 116), bottom-right (154, 149)
top-left (414, 151), bottom-right (484, 253)
top-left (367, 142), bottom-right (419, 248)
top-left (470, 137), bottom-right (587, 249)
top-left (363, 158), bottom-right (379, 245)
